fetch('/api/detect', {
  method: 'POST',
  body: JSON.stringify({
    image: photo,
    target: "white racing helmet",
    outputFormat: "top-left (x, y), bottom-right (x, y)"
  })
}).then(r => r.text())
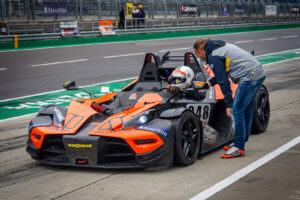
top-left (168, 66), bottom-right (194, 88)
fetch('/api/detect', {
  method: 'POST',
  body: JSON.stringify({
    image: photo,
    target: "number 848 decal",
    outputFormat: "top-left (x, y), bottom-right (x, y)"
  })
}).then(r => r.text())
top-left (186, 104), bottom-right (211, 122)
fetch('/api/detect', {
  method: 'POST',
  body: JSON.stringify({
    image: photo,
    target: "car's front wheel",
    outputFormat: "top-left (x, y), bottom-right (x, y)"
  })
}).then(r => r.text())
top-left (174, 111), bottom-right (201, 166)
top-left (252, 86), bottom-right (270, 134)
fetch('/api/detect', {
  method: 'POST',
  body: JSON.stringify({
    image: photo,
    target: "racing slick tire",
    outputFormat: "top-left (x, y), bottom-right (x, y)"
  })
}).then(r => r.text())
top-left (174, 111), bottom-right (201, 166)
top-left (252, 86), bottom-right (270, 134)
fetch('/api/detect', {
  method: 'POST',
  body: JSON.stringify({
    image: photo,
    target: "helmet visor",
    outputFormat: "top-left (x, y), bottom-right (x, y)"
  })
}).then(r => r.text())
top-left (171, 77), bottom-right (186, 85)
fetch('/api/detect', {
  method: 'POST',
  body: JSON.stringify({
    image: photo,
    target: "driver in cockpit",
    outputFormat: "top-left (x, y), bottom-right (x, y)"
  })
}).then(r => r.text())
top-left (168, 66), bottom-right (205, 99)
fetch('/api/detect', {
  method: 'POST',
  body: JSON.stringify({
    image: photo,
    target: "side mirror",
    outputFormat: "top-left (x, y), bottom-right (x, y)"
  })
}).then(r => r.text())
top-left (192, 81), bottom-right (209, 90)
top-left (63, 81), bottom-right (79, 90)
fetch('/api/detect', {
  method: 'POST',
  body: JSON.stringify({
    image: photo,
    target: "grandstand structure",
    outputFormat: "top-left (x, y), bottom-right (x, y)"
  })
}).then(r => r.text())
top-left (0, 0), bottom-right (299, 21)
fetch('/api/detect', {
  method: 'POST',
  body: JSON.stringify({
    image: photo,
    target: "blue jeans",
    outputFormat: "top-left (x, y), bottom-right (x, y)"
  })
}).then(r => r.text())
top-left (232, 77), bottom-right (265, 150)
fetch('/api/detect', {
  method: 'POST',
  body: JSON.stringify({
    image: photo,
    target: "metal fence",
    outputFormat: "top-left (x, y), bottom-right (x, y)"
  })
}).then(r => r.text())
top-left (1, 0), bottom-right (300, 21)
top-left (3, 15), bottom-right (300, 35)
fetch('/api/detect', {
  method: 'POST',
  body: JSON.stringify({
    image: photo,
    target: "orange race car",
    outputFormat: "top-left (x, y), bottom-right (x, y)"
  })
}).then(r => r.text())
top-left (26, 52), bottom-right (270, 169)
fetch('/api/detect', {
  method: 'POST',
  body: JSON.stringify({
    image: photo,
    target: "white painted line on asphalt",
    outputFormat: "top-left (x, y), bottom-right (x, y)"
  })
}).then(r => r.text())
top-left (255, 48), bottom-right (300, 57)
top-left (234, 40), bottom-right (254, 44)
top-left (159, 47), bottom-right (190, 52)
top-left (190, 136), bottom-right (300, 200)
top-left (31, 59), bottom-right (88, 67)
top-left (105, 48), bottom-right (300, 60)
top-left (0, 68), bottom-right (7, 71)
top-left (105, 48), bottom-right (191, 58)
top-left (282, 35), bottom-right (298, 39)
top-left (260, 37), bottom-right (278, 41)
top-left (104, 52), bottom-right (145, 59)
top-left (263, 57), bottom-right (300, 67)
top-left (0, 77), bottom-right (137, 103)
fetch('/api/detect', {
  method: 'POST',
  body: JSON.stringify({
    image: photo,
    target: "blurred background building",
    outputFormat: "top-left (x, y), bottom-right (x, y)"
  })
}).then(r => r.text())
top-left (0, 0), bottom-right (300, 21)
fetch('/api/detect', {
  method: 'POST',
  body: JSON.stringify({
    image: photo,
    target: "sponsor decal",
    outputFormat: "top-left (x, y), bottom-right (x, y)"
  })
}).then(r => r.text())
top-left (43, 1), bottom-right (68, 18)
top-left (93, 129), bottom-right (136, 134)
top-left (138, 125), bottom-right (169, 138)
top-left (181, 4), bottom-right (198, 17)
top-left (222, 5), bottom-right (229, 17)
top-left (68, 144), bottom-right (93, 148)
top-left (129, 93), bottom-right (137, 100)
top-left (99, 20), bottom-right (115, 35)
top-left (60, 21), bottom-right (80, 38)
top-left (266, 5), bottom-right (277, 16)
top-left (203, 125), bottom-right (218, 145)
top-left (234, 5), bottom-right (245, 15)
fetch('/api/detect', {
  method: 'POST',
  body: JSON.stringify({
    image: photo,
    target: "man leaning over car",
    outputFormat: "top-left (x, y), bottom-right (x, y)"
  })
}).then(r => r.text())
top-left (193, 38), bottom-right (266, 158)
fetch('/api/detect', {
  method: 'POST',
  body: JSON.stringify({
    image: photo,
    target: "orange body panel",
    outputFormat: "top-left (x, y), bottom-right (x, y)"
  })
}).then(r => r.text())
top-left (30, 101), bottom-right (97, 149)
top-left (30, 125), bottom-right (73, 149)
top-left (91, 129), bottom-right (164, 154)
top-left (75, 78), bottom-right (139, 105)
top-left (89, 93), bottom-right (164, 154)
top-left (64, 101), bottom-right (98, 132)
top-left (31, 91), bottom-right (164, 155)
top-left (204, 65), bottom-right (238, 100)
top-left (90, 93), bottom-right (163, 133)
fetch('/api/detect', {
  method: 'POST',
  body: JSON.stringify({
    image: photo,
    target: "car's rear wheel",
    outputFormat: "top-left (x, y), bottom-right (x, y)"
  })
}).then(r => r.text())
top-left (174, 111), bottom-right (201, 166)
top-left (252, 86), bottom-right (270, 134)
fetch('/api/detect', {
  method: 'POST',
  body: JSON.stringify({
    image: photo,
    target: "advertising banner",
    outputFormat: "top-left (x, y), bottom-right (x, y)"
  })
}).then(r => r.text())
top-left (181, 4), bottom-right (198, 17)
top-left (222, 5), bottom-right (229, 17)
top-left (126, 3), bottom-right (143, 18)
top-left (234, 5), bottom-right (244, 16)
top-left (60, 21), bottom-right (80, 38)
top-left (43, 1), bottom-right (68, 18)
top-left (99, 20), bottom-right (115, 35)
top-left (266, 5), bottom-right (277, 16)
top-left (126, 3), bottom-right (134, 18)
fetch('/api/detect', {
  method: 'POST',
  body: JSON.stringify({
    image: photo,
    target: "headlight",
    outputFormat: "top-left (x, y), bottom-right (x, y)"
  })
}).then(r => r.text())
top-left (138, 115), bottom-right (148, 124)
top-left (122, 109), bottom-right (156, 129)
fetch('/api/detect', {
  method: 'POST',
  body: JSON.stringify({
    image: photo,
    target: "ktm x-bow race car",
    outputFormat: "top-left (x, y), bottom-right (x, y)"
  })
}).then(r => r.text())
top-left (26, 52), bottom-right (270, 169)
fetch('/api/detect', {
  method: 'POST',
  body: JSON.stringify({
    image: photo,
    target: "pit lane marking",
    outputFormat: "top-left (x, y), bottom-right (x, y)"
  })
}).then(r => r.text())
top-left (0, 77), bottom-right (137, 103)
top-left (260, 37), bottom-right (278, 41)
top-left (31, 59), bottom-right (88, 67)
top-left (190, 136), bottom-right (300, 200)
top-left (0, 68), bottom-right (7, 71)
top-left (104, 52), bottom-right (146, 59)
top-left (234, 40), bottom-right (254, 44)
top-left (282, 35), bottom-right (298, 39)
top-left (159, 47), bottom-right (190, 52)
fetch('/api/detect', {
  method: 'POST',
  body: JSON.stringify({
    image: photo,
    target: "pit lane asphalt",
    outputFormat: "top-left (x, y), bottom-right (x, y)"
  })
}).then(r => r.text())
top-left (0, 59), bottom-right (299, 199)
top-left (0, 28), bottom-right (300, 100)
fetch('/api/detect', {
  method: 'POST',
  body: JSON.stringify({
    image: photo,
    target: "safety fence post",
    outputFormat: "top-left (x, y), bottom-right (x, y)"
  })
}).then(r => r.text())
top-left (98, 0), bottom-right (101, 19)
top-left (0, 0), bottom-right (4, 21)
top-left (79, 0), bottom-right (83, 20)
top-left (14, 35), bottom-right (18, 48)
top-left (163, 0), bottom-right (167, 19)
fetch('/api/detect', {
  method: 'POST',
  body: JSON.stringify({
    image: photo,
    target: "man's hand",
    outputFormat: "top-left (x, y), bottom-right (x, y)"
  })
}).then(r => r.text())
top-left (168, 86), bottom-right (182, 95)
top-left (207, 81), bottom-right (211, 88)
top-left (226, 108), bottom-right (232, 117)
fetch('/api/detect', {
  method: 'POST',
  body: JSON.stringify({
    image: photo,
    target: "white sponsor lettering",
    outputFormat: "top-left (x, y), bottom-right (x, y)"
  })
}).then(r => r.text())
top-left (139, 126), bottom-right (169, 137)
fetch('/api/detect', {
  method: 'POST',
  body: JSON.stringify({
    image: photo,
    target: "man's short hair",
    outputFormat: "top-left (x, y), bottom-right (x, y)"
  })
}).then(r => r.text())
top-left (193, 38), bottom-right (209, 50)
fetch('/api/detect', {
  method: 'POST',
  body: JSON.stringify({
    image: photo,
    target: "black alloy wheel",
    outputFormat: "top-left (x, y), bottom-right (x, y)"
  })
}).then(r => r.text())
top-left (252, 86), bottom-right (270, 134)
top-left (174, 111), bottom-right (201, 166)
